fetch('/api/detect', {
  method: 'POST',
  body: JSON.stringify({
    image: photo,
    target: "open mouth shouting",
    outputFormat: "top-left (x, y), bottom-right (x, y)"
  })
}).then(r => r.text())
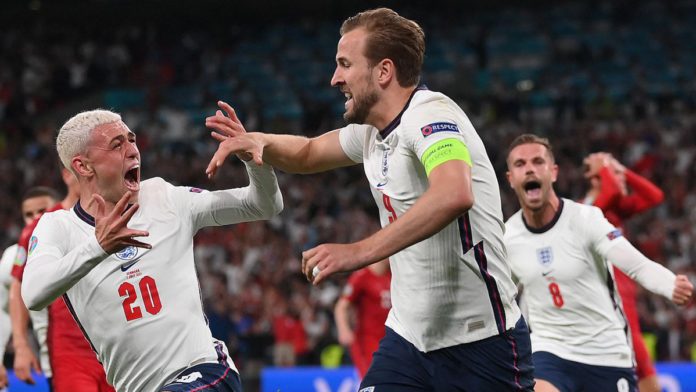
top-left (523, 179), bottom-right (542, 200)
top-left (124, 164), bottom-right (140, 192)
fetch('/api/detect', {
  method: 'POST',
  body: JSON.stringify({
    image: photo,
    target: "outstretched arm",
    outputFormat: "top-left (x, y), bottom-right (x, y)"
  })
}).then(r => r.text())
top-left (606, 238), bottom-right (692, 305)
top-left (205, 101), bottom-right (355, 175)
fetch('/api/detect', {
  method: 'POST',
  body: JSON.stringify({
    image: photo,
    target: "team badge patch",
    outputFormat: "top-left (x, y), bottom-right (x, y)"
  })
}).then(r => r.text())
top-left (420, 122), bottom-right (459, 137)
top-left (28, 236), bottom-right (38, 255)
top-left (536, 247), bottom-right (553, 267)
top-left (115, 246), bottom-right (138, 261)
top-left (606, 229), bottom-right (623, 240)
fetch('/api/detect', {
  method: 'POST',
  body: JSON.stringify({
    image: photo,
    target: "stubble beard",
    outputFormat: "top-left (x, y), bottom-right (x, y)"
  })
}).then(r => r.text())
top-left (344, 89), bottom-right (379, 124)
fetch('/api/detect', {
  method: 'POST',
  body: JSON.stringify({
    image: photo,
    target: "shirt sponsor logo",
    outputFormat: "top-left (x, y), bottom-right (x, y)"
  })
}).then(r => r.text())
top-left (607, 229), bottom-right (623, 240)
top-left (420, 122), bottom-right (459, 137)
top-left (28, 236), bottom-right (38, 255)
top-left (536, 246), bottom-right (553, 267)
top-left (120, 257), bottom-right (142, 272)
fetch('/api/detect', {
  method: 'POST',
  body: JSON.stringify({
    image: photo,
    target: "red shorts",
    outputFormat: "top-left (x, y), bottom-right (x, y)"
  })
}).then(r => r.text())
top-left (51, 356), bottom-right (115, 392)
top-left (351, 336), bottom-right (382, 378)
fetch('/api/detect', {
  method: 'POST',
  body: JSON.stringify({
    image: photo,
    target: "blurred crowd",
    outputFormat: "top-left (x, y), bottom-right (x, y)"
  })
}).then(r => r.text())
top-left (1, 0), bottom-right (696, 384)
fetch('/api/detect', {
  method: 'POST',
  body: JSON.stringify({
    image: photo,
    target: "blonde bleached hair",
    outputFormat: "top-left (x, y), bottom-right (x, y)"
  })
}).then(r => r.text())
top-left (56, 109), bottom-right (122, 173)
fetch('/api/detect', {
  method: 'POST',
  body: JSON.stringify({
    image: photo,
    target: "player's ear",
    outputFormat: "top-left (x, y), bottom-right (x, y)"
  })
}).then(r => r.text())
top-left (72, 156), bottom-right (93, 178)
top-left (375, 59), bottom-right (394, 86)
top-left (551, 164), bottom-right (559, 183)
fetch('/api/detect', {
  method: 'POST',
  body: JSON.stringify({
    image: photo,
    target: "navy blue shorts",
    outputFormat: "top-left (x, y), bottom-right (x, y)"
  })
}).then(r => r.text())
top-left (359, 317), bottom-right (534, 391)
top-left (160, 363), bottom-right (242, 392)
top-left (533, 351), bottom-right (637, 392)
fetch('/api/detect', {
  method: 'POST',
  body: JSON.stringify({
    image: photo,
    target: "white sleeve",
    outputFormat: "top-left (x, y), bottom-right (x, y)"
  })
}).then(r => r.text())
top-left (584, 206), bottom-right (675, 300)
top-left (338, 124), bottom-right (365, 163)
top-left (605, 239), bottom-right (675, 300)
top-left (401, 107), bottom-right (470, 162)
top-left (173, 162), bottom-right (283, 232)
top-left (21, 215), bottom-right (108, 311)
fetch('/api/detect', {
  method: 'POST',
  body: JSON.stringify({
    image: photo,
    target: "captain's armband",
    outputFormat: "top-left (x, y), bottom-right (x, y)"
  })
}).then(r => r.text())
top-left (420, 138), bottom-right (472, 176)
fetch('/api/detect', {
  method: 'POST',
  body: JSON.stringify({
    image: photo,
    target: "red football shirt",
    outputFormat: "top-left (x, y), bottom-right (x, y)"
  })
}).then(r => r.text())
top-left (342, 267), bottom-right (391, 376)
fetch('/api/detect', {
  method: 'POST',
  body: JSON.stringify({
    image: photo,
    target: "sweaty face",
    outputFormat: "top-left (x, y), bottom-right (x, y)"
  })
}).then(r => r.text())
top-left (21, 196), bottom-right (55, 225)
top-left (331, 28), bottom-right (380, 124)
top-left (83, 121), bottom-right (141, 203)
top-left (506, 143), bottom-right (558, 211)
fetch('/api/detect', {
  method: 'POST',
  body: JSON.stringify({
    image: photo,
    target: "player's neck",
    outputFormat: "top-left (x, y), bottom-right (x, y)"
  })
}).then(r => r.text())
top-left (368, 85), bottom-right (418, 130)
top-left (62, 192), bottom-right (80, 209)
top-left (523, 193), bottom-right (561, 229)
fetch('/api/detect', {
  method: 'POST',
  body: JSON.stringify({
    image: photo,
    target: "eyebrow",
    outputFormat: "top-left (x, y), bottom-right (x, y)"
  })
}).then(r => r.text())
top-left (109, 131), bottom-right (136, 144)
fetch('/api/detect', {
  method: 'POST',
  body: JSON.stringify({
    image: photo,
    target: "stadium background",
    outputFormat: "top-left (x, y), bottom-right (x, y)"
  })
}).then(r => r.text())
top-left (1, 0), bottom-right (696, 390)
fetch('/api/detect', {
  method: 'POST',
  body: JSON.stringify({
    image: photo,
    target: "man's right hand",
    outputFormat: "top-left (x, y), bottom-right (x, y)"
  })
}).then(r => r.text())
top-left (88, 192), bottom-right (150, 254)
top-left (13, 344), bottom-right (40, 385)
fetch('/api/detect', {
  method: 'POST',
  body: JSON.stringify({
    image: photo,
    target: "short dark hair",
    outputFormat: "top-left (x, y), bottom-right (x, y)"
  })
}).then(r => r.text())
top-left (506, 134), bottom-right (555, 163)
top-left (340, 8), bottom-right (425, 87)
top-left (22, 186), bottom-right (61, 203)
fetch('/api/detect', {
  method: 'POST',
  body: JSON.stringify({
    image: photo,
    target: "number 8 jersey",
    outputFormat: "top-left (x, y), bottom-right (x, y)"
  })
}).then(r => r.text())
top-left (24, 171), bottom-right (282, 392)
top-left (505, 198), bottom-right (638, 368)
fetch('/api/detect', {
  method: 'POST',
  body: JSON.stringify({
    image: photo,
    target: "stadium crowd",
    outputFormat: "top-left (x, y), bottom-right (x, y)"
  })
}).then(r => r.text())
top-left (1, 0), bottom-right (695, 385)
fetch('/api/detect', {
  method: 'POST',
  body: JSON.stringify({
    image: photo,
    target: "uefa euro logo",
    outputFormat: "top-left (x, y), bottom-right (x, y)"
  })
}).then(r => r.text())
top-left (536, 247), bottom-right (553, 267)
top-left (115, 246), bottom-right (138, 261)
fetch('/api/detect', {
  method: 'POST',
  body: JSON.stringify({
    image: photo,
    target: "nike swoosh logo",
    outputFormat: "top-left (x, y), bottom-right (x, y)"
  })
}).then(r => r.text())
top-left (120, 257), bottom-right (142, 272)
top-left (542, 270), bottom-right (553, 276)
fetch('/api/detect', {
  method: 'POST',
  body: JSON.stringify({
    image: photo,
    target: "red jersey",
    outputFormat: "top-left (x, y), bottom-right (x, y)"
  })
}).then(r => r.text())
top-left (342, 267), bottom-right (391, 377)
top-left (12, 203), bottom-right (100, 360)
top-left (11, 203), bottom-right (63, 280)
top-left (591, 166), bottom-right (663, 379)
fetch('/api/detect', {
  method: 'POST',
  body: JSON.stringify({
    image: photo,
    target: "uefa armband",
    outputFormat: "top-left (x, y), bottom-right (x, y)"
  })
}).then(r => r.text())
top-left (420, 138), bottom-right (472, 176)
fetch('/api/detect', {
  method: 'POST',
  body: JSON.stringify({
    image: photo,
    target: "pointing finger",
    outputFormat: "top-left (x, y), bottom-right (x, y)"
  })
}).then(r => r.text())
top-left (218, 101), bottom-right (241, 125)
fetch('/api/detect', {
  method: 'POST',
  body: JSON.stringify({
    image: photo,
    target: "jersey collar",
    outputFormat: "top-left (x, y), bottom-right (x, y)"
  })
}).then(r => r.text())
top-left (522, 198), bottom-right (564, 234)
top-left (74, 200), bottom-right (96, 226)
top-left (379, 84), bottom-right (428, 139)
top-left (73, 199), bottom-right (134, 227)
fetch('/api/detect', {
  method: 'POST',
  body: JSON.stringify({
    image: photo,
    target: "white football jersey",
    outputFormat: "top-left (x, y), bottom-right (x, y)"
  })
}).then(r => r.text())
top-left (0, 244), bottom-right (15, 360)
top-left (23, 165), bottom-right (281, 392)
top-left (505, 199), bottom-right (634, 367)
top-left (339, 87), bottom-right (520, 352)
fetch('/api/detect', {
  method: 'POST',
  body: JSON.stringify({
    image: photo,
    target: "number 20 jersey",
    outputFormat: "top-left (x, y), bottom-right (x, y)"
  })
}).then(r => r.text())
top-left (28, 178), bottom-right (239, 392)
top-left (339, 87), bottom-right (521, 352)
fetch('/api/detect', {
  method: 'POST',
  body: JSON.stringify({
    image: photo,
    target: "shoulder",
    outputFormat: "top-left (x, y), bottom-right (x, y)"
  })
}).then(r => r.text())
top-left (504, 210), bottom-right (524, 234)
top-left (564, 199), bottom-right (603, 221)
top-left (37, 209), bottom-right (71, 226)
top-left (403, 90), bottom-right (458, 123)
top-left (139, 177), bottom-right (177, 203)
top-left (141, 177), bottom-right (169, 191)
